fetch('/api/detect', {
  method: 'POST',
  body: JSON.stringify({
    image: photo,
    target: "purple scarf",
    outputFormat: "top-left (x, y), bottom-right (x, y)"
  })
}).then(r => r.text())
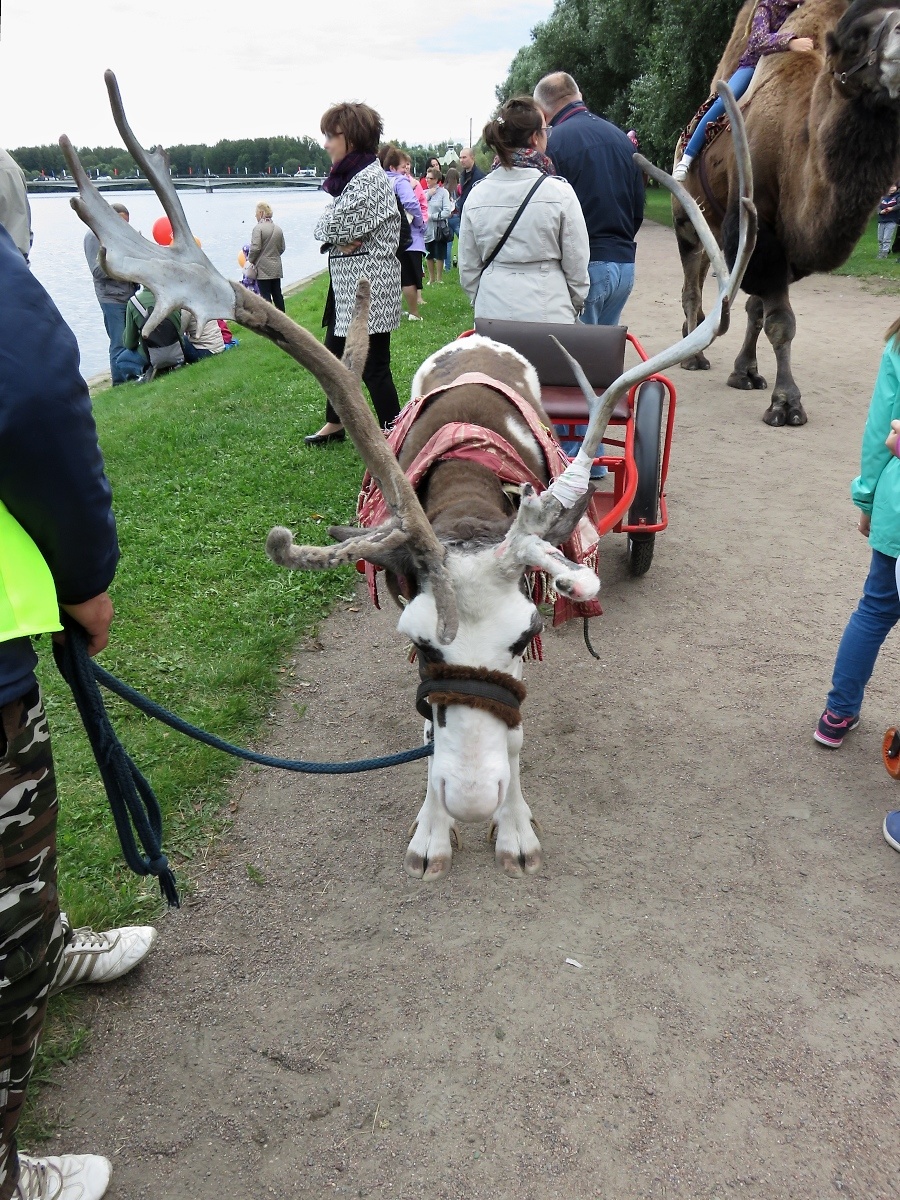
top-left (490, 147), bottom-right (557, 177)
top-left (322, 151), bottom-right (377, 196)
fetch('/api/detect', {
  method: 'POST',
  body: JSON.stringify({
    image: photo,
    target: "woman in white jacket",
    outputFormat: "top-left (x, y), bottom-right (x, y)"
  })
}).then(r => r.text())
top-left (458, 97), bottom-right (589, 323)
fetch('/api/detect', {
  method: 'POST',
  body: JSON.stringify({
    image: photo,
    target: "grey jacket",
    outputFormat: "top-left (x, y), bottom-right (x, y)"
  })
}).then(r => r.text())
top-left (249, 220), bottom-right (286, 280)
top-left (84, 231), bottom-right (136, 304)
top-left (458, 166), bottom-right (589, 323)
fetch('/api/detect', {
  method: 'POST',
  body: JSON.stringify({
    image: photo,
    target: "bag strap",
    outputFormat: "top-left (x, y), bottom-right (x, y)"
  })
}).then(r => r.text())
top-left (129, 294), bottom-right (149, 319)
top-left (480, 174), bottom-right (547, 274)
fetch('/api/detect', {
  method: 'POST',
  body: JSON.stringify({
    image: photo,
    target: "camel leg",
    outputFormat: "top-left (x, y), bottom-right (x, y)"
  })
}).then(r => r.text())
top-left (727, 295), bottom-right (768, 391)
top-left (760, 291), bottom-right (805, 427)
top-left (676, 223), bottom-right (711, 371)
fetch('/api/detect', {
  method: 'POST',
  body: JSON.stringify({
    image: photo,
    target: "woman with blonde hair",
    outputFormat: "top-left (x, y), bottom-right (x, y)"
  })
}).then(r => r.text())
top-left (248, 201), bottom-right (286, 311)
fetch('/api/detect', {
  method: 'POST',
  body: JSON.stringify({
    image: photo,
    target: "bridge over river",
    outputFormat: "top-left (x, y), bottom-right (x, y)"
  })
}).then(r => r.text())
top-left (27, 175), bottom-right (324, 194)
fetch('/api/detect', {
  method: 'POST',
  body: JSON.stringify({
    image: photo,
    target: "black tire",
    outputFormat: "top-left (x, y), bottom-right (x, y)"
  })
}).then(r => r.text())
top-left (628, 533), bottom-right (655, 577)
top-left (627, 381), bottom-right (664, 576)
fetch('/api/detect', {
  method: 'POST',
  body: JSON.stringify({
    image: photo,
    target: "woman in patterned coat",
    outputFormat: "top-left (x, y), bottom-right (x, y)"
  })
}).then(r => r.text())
top-left (307, 102), bottom-right (402, 445)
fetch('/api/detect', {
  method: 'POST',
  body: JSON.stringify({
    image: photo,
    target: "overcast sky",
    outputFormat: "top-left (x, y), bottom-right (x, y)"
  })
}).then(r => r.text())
top-left (1, 0), bottom-right (553, 151)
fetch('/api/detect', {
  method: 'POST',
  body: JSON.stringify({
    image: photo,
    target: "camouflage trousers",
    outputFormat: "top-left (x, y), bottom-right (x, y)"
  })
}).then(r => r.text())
top-left (0, 686), bottom-right (64, 1200)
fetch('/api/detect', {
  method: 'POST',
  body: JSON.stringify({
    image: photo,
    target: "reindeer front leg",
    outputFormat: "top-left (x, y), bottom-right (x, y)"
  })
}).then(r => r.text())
top-left (490, 724), bottom-right (542, 876)
top-left (405, 725), bottom-right (459, 880)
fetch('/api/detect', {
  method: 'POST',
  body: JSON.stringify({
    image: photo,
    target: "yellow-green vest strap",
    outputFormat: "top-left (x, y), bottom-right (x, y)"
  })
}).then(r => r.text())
top-left (0, 500), bottom-right (62, 642)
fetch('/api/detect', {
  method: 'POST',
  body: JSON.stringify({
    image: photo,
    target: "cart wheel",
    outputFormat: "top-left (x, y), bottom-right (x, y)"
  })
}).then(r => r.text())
top-left (883, 727), bottom-right (900, 778)
top-left (629, 533), bottom-right (655, 577)
top-left (627, 380), bottom-right (664, 576)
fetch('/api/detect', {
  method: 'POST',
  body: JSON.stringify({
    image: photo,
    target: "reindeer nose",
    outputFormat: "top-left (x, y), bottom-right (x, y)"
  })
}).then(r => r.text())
top-left (440, 770), bottom-right (508, 824)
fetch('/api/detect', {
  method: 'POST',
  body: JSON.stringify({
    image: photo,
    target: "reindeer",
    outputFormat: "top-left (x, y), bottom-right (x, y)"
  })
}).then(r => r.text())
top-left (62, 75), bottom-right (755, 879)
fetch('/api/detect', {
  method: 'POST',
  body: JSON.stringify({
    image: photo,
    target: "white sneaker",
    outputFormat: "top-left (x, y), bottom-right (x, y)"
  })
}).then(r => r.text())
top-left (14, 1154), bottom-right (111, 1200)
top-left (50, 914), bottom-right (157, 996)
top-left (672, 157), bottom-right (692, 183)
top-left (406, 313), bottom-right (423, 321)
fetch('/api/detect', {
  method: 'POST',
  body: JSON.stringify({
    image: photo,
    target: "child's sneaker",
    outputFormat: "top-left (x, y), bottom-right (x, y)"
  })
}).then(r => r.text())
top-left (814, 709), bottom-right (860, 748)
top-left (883, 811), bottom-right (900, 852)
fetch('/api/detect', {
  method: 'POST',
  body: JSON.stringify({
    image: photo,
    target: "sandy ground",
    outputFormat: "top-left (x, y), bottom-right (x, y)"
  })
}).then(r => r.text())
top-left (40, 222), bottom-right (900, 1199)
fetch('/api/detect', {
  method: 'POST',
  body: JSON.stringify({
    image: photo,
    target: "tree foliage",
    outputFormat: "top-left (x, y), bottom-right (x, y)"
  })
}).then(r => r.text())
top-left (497, 0), bottom-right (744, 165)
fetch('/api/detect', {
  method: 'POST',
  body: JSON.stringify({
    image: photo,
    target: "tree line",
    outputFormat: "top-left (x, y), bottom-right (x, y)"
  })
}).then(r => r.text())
top-left (497, 0), bottom-right (744, 167)
top-left (11, 136), bottom-right (464, 180)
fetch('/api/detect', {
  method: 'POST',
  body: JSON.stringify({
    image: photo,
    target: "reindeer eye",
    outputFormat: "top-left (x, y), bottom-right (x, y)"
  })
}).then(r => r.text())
top-left (509, 614), bottom-right (543, 658)
top-left (416, 641), bottom-right (444, 664)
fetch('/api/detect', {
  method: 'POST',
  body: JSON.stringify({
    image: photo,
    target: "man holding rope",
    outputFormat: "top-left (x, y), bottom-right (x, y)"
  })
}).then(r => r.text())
top-left (1, 157), bottom-right (156, 1200)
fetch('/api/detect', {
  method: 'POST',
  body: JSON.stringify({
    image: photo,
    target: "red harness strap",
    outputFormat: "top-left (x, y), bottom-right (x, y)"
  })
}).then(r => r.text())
top-left (356, 373), bottom-right (601, 627)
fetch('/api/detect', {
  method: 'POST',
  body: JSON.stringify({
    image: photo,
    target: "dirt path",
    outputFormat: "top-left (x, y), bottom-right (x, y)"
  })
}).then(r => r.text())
top-left (42, 222), bottom-right (900, 1199)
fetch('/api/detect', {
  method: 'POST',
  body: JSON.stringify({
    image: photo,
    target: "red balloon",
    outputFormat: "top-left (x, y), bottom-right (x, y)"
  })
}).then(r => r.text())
top-left (152, 216), bottom-right (173, 245)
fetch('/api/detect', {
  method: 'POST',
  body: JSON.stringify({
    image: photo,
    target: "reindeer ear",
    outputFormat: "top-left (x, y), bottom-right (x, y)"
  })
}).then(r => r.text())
top-left (537, 488), bottom-right (596, 546)
top-left (825, 30), bottom-right (839, 59)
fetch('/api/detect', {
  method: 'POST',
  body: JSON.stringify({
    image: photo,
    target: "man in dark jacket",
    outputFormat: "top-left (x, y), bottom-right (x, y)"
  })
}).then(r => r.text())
top-left (455, 147), bottom-right (485, 221)
top-left (84, 203), bottom-right (145, 386)
top-left (0, 174), bottom-right (155, 1200)
top-left (535, 72), bottom-right (644, 326)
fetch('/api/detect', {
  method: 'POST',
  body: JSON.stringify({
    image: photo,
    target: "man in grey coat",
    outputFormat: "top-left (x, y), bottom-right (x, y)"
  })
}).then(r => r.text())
top-left (84, 204), bottom-right (145, 385)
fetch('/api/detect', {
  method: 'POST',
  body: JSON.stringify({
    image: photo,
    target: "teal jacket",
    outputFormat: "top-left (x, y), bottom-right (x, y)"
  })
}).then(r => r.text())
top-left (851, 338), bottom-right (900, 558)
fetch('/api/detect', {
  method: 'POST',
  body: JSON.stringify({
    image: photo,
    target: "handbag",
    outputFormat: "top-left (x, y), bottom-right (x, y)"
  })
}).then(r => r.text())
top-left (434, 216), bottom-right (452, 242)
top-left (243, 260), bottom-right (259, 280)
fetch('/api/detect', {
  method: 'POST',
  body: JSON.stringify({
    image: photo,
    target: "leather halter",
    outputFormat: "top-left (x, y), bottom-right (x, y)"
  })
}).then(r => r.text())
top-left (416, 662), bottom-right (526, 728)
top-left (834, 11), bottom-right (894, 88)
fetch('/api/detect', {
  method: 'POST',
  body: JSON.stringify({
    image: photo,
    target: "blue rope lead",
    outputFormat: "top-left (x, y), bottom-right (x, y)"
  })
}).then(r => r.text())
top-left (91, 661), bottom-right (435, 774)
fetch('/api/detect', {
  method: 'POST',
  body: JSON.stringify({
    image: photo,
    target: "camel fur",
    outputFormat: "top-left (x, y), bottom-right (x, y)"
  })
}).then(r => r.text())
top-left (674, 0), bottom-right (900, 426)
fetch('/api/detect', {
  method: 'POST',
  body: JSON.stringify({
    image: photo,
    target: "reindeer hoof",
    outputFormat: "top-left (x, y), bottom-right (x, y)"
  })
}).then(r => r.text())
top-left (530, 816), bottom-right (542, 835)
top-left (404, 848), bottom-right (452, 880)
top-left (449, 826), bottom-right (461, 851)
top-left (488, 821), bottom-right (498, 846)
top-left (496, 847), bottom-right (543, 877)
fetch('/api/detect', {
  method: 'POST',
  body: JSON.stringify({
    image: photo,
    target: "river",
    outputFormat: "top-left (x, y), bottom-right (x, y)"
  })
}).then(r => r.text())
top-left (27, 187), bottom-right (332, 382)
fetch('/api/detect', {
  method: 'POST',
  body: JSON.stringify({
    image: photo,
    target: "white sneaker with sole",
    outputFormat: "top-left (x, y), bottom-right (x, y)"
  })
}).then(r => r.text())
top-left (14, 1154), bottom-right (111, 1200)
top-left (672, 155), bottom-right (693, 182)
top-left (50, 914), bottom-right (157, 996)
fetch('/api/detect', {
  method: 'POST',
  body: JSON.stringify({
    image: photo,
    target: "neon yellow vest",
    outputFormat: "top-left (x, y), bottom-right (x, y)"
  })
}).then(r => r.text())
top-left (0, 500), bottom-right (62, 642)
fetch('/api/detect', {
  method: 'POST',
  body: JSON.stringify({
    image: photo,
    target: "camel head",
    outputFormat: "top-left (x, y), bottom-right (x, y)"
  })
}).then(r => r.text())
top-left (827, 0), bottom-right (900, 101)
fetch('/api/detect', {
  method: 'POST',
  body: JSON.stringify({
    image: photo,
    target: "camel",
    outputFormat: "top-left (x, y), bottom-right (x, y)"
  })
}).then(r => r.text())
top-left (674, 0), bottom-right (900, 426)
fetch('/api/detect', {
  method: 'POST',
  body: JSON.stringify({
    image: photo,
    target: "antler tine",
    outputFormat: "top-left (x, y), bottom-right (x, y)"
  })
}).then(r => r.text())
top-left (104, 70), bottom-right (193, 249)
top-left (60, 73), bottom-right (235, 334)
top-left (546, 82), bottom-right (757, 502)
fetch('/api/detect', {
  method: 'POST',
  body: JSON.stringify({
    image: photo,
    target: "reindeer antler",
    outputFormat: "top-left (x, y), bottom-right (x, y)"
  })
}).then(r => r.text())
top-left (63, 71), bottom-right (459, 644)
top-left (494, 82), bottom-right (755, 592)
top-left (543, 81), bottom-right (757, 519)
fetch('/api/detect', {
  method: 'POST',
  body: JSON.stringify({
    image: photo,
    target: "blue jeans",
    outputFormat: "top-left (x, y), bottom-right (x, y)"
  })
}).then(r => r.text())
top-left (684, 65), bottom-right (756, 159)
top-left (100, 301), bottom-right (144, 385)
top-left (580, 260), bottom-right (635, 328)
top-left (559, 260), bottom-right (636, 464)
top-left (826, 549), bottom-right (900, 717)
top-left (445, 214), bottom-right (460, 269)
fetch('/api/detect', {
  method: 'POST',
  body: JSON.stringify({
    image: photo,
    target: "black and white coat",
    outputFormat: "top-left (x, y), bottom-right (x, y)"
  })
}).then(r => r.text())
top-left (313, 161), bottom-right (401, 337)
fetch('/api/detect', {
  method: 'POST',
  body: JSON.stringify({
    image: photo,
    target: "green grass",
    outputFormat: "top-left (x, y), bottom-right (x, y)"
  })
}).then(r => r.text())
top-left (644, 187), bottom-right (675, 229)
top-left (643, 187), bottom-right (900, 286)
top-left (42, 269), bottom-right (474, 931)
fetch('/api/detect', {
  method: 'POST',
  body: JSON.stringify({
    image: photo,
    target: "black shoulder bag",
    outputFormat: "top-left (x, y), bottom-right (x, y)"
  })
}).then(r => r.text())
top-left (476, 174), bottom-right (547, 289)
